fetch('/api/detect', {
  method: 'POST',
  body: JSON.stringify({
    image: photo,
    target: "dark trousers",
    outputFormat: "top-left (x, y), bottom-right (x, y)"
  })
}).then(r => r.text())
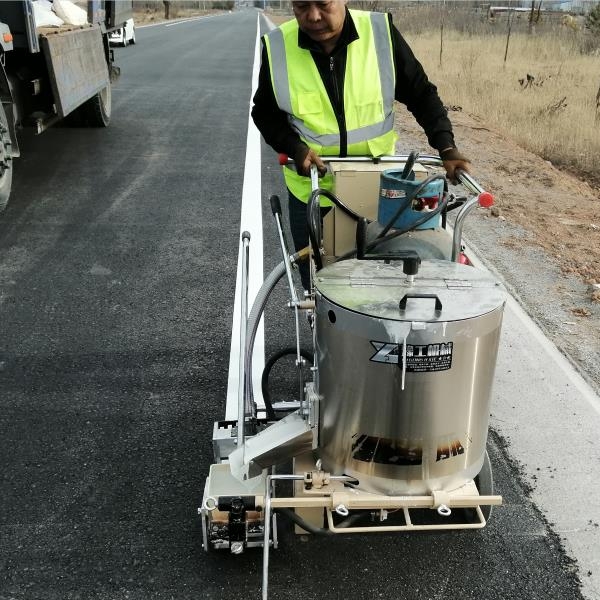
top-left (287, 191), bottom-right (330, 291)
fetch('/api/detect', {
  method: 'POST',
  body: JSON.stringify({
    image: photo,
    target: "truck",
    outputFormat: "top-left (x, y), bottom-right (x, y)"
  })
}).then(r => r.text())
top-left (0, 0), bottom-right (133, 212)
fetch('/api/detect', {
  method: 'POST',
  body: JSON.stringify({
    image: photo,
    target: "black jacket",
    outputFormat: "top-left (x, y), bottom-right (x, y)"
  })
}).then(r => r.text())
top-left (251, 10), bottom-right (456, 159)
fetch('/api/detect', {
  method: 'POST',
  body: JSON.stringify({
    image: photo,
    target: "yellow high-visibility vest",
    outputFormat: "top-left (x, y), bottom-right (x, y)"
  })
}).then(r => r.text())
top-left (265, 10), bottom-right (397, 204)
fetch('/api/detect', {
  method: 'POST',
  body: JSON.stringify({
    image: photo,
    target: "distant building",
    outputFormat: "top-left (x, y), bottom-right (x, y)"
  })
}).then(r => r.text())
top-left (489, 1), bottom-right (590, 14)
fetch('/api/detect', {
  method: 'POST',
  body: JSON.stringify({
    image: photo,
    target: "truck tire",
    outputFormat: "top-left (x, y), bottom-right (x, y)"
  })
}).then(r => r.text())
top-left (0, 102), bottom-right (13, 213)
top-left (82, 83), bottom-right (112, 127)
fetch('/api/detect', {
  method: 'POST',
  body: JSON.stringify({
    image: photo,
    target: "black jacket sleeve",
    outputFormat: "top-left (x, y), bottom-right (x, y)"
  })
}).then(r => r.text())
top-left (390, 19), bottom-right (456, 153)
top-left (251, 43), bottom-right (306, 158)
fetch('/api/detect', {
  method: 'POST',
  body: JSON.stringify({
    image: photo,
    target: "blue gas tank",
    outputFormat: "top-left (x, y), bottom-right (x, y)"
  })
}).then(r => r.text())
top-left (378, 169), bottom-right (444, 231)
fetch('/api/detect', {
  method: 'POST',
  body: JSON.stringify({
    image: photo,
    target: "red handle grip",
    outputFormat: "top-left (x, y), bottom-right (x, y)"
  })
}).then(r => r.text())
top-left (478, 191), bottom-right (494, 208)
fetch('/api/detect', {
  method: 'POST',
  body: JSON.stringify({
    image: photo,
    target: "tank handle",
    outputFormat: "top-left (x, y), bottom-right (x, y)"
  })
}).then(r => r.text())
top-left (399, 293), bottom-right (443, 314)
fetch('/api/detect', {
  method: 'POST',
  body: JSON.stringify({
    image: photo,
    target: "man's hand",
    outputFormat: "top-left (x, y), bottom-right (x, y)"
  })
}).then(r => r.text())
top-left (294, 145), bottom-right (327, 177)
top-left (440, 147), bottom-right (471, 184)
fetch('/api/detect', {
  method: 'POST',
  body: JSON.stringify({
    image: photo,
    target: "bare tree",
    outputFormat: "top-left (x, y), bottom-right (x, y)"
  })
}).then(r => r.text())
top-left (528, 0), bottom-right (543, 34)
top-left (504, 7), bottom-right (514, 64)
top-left (439, 0), bottom-right (446, 68)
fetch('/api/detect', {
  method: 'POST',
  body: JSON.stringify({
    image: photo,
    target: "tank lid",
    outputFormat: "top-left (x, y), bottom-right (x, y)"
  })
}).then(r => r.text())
top-left (315, 259), bottom-right (505, 322)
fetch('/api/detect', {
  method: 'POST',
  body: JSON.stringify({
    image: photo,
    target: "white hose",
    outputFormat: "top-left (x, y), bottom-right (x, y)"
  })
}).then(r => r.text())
top-left (245, 261), bottom-right (287, 409)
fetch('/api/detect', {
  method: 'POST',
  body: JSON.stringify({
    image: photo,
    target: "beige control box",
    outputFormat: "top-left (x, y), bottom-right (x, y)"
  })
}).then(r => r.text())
top-left (322, 161), bottom-right (428, 259)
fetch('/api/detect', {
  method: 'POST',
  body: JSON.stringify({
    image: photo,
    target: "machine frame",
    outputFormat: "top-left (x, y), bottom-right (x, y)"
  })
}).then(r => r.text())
top-left (200, 154), bottom-right (501, 600)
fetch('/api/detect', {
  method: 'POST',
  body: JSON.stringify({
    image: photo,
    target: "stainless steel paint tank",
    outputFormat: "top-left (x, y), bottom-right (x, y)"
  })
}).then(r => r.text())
top-left (314, 259), bottom-right (506, 495)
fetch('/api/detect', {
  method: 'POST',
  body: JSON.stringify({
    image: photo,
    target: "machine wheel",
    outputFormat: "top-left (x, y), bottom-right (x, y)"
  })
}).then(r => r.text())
top-left (81, 84), bottom-right (112, 127)
top-left (0, 102), bottom-right (13, 213)
top-left (474, 449), bottom-right (494, 522)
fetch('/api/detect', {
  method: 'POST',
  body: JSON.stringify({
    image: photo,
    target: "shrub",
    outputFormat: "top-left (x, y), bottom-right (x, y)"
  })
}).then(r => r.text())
top-left (585, 2), bottom-right (600, 34)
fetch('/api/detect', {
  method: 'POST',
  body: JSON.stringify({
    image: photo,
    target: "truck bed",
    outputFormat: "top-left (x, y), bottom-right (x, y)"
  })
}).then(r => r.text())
top-left (37, 23), bottom-right (93, 36)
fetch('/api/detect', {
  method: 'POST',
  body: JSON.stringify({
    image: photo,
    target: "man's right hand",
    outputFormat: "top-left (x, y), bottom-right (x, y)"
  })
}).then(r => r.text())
top-left (294, 145), bottom-right (327, 177)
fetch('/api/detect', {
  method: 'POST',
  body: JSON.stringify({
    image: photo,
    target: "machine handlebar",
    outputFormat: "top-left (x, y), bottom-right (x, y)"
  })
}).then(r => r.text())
top-left (277, 153), bottom-right (494, 208)
top-left (269, 194), bottom-right (282, 216)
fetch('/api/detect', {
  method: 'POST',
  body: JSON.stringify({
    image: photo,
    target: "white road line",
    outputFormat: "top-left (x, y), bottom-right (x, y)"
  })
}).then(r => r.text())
top-left (225, 15), bottom-right (264, 421)
top-left (164, 15), bottom-right (223, 27)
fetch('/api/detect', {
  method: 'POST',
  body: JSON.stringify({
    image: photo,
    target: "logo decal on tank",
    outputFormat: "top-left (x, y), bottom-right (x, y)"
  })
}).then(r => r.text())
top-left (369, 341), bottom-right (453, 372)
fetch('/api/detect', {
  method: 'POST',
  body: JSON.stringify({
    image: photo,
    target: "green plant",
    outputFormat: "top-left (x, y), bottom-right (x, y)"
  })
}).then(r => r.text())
top-left (586, 2), bottom-right (600, 34)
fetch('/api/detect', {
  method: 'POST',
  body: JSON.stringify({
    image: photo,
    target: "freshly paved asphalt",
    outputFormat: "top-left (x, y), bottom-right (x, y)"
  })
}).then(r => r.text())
top-left (0, 10), bottom-right (585, 600)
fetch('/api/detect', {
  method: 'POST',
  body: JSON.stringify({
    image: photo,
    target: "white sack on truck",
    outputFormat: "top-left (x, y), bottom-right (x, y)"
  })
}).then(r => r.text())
top-left (52, 0), bottom-right (88, 26)
top-left (32, 0), bottom-right (64, 27)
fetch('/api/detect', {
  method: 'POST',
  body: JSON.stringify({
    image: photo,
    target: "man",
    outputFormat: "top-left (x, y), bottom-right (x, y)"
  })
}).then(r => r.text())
top-left (251, 0), bottom-right (470, 289)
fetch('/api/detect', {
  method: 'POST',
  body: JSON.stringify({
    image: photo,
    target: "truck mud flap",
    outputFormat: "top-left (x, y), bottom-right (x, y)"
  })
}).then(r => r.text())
top-left (40, 25), bottom-right (109, 118)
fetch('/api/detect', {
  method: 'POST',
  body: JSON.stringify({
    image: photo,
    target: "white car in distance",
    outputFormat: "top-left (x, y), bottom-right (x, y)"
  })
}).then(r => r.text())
top-left (109, 18), bottom-right (135, 47)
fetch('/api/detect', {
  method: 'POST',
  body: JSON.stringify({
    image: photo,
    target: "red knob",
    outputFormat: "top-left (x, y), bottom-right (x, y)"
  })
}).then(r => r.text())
top-left (278, 153), bottom-right (289, 166)
top-left (478, 191), bottom-right (494, 208)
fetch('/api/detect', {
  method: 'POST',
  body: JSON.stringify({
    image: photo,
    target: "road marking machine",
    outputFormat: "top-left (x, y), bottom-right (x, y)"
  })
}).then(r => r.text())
top-left (200, 153), bottom-right (505, 599)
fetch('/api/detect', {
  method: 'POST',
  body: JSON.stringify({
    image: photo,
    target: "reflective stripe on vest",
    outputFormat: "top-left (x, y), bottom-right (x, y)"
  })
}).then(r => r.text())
top-left (265, 10), bottom-right (397, 202)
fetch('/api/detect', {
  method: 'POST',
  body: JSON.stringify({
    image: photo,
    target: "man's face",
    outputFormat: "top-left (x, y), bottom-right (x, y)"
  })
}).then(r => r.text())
top-left (292, 1), bottom-right (347, 47)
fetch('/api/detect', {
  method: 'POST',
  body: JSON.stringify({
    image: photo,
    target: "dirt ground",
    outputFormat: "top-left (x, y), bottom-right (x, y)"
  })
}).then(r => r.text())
top-left (442, 109), bottom-right (600, 288)
top-left (394, 106), bottom-right (600, 393)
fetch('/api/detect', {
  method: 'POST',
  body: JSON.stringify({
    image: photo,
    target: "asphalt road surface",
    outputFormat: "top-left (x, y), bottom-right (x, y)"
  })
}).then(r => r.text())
top-left (0, 10), bottom-right (588, 600)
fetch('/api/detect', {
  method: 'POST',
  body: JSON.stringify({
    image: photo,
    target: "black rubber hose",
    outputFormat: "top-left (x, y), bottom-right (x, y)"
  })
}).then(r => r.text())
top-left (307, 190), bottom-right (323, 271)
top-left (335, 189), bottom-right (450, 262)
top-left (261, 347), bottom-right (313, 421)
top-left (307, 188), bottom-right (363, 221)
top-left (400, 150), bottom-right (419, 179)
top-left (376, 173), bottom-right (446, 240)
top-left (274, 508), bottom-right (331, 535)
top-left (307, 174), bottom-right (447, 265)
top-left (369, 188), bottom-right (450, 250)
top-left (307, 187), bottom-right (365, 272)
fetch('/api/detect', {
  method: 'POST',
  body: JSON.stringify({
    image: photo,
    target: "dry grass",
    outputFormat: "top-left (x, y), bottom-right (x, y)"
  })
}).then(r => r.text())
top-left (400, 29), bottom-right (600, 183)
